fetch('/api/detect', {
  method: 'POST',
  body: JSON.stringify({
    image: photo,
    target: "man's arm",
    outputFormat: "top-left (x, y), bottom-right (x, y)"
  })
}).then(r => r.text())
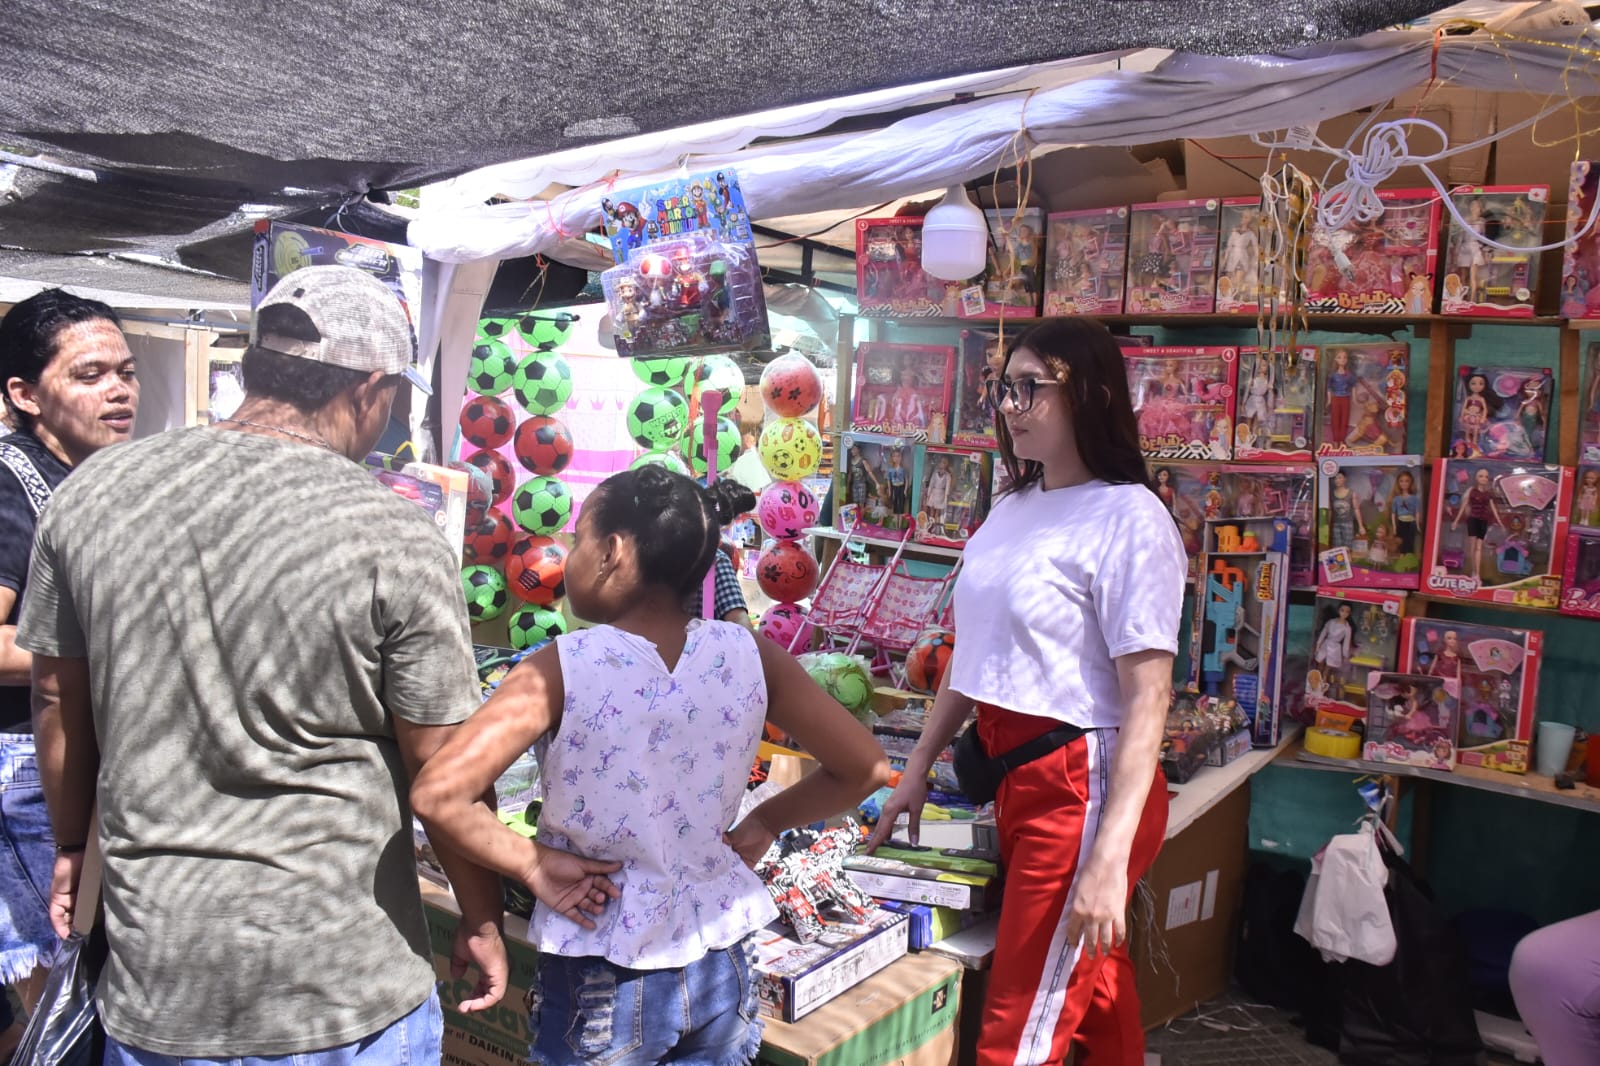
top-left (0, 587), bottom-right (29, 686)
top-left (32, 654), bottom-right (97, 937)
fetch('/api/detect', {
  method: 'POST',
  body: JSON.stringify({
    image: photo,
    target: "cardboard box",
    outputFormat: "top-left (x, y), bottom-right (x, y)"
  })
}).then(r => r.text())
top-left (758, 951), bottom-right (961, 1066)
top-left (1423, 460), bottom-right (1571, 610)
top-left (250, 220), bottom-right (424, 353)
top-left (844, 852), bottom-right (1000, 912)
top-left (419, 879), bottom-right (540, 1066)
top-left (753, 910), bottom-right (911, 1023)
top-left (1132, 779), bottom-right (1250, 1028)
top-left (876, 900), bottom-right (986, 951)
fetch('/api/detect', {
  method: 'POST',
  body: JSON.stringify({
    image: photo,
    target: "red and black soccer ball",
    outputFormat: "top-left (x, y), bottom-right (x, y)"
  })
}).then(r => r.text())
top-left (459, 396), bottom-right (515, 450)
top-left (512, 416), bottom-right (575, 475)
top-left (464, 449), bottom-right (515, 507)
top-left (506, 535), bottom-right (568, 606)
top-left (463, 508), bottom-right (515, 565)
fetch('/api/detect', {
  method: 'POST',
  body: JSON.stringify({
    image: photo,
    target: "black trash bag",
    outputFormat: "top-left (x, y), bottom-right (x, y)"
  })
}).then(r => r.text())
top-left (11, 926), bottom-right (107, 1066)
top-left (1235, 861), bottom-right (1340, 1050)
top-left (1337, 844), bottom-right (1485, 1066)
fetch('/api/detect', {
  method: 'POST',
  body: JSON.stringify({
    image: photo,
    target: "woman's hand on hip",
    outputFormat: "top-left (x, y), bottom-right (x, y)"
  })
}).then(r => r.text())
top-left (1065, 859), bottom-right (1129, 961)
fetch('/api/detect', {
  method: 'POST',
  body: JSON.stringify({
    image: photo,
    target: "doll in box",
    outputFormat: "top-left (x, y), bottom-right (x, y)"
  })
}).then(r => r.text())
top-left (1452, 366), bottom-right (1553, 461)
top-left (1450, 466), bottom-right (1505, 581)
top-left (1318, 344), bottom-right (1407, 456)
top-left (1365, 673), bottom-right (1457, 769)
top-left (1311, 601), bottom-right (1355, 698)
top-left (1404, 618), bottom-right (1540, 771)
top-left (1575, 467), bottom-right (1600, 528)
top-left (1305, 192), bottom-right (1440, 314)
top-left (852, 343), bottom-right (954, 439)
top-left (951, 331), bottom-right (1002, 448)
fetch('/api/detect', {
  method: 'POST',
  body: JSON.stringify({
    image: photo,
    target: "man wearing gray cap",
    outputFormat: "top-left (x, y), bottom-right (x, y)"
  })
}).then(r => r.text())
top-left (17, 266), bottom-right (619, 1064)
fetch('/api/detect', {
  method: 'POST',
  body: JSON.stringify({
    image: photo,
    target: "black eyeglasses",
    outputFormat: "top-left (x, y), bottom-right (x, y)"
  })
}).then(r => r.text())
top-left (984, 376), bottom-right (1063, 413)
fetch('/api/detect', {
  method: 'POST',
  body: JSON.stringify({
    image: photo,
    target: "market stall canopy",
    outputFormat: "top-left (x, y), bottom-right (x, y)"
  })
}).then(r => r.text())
top-left (0, 0), bottom-right (1456, 298)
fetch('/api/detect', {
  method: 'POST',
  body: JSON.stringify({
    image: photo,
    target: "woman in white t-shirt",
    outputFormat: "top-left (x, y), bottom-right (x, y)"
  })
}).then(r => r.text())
top-left (868, 318), bottom-right (1186, 1066)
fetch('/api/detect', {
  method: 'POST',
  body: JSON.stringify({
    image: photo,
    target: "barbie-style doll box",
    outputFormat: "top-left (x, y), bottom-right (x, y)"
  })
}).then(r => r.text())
top-left (1303, 189), bottom-right (1440, 314)
top-left (1560, 463), bottom-right (1600, 619)
top-left (1364, 672), bottom-right (1458, 770)
top-left (1424, 459), bottom-right (1571, 609)
top-left (1233, 346), bottom-right (1317, 462)
top-left (1125, 346), bottom-right (1239, 460)
top-left (1043, 206), bottom-right (1129, 316)
top-left (1315, 342), bottom-right (1409, 457)
top-left (1316, 455), bottom-right (1426, 590)
top-left (1400, 617), bottom-right (1542, 774)
top-left (1440, 185), bottom-right (1548, 318)
top-left (851, 342), bottom-right (955, 441)
top-left (1125, 199), bottom-right (1221, 314)
top-left (1305, 587), bottom-right (1408, 732)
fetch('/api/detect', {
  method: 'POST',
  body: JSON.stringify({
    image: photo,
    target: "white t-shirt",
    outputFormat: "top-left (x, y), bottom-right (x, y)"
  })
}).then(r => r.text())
top-left (948, 479), bottom-right (1186, 728)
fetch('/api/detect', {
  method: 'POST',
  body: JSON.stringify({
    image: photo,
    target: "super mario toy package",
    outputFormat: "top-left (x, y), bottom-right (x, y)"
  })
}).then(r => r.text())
top-left (1125, 346), bottom-right (1239, 460)
top-left (1125, 199), bottom-right (1221, 314)
top-left (856, 217), bottom-right (948, 317)
top-left (1401, 617), bottom-right (1542, 774)
top-left (1316, 342), bottom-right (1409, 457)
top-left (1043, 206), bottom-right (1129, 316)
top-left (1233, 346), bottom-right (1317, 461)
top-left (851, 343), bottom-right (955, 441)
top-left (1303, 189), bottom-right (1440, 314)
top-left (1424, 459), bottom-right (1571, 609)
top-left (1316, 456), bottom-right (1426, 590)
top-left (1451, 364), bottom-right (1554, 462)
top-left (1364, 672), bottom-right (1458, 770)
top-left (1304, 587), bottom-right (1408, 733)
top-left (1440, 185), bottom-right (1548, 317)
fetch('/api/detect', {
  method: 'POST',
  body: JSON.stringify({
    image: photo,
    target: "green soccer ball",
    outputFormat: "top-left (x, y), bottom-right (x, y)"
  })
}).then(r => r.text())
top-left (631, 357), bottom-right (693, 389)
top-left (694, 355), bottom-right (744, 415)
top-left (626, 386), bottom-right (689, 449)
top-left (468, 341), bottom-right (518, 397)
top-left (461, 564), bottom-right (509, 623)
top-left (630, 449), bottom-right (691, 475)
top-left (512, 476), bottom-right (573, 535)
top-left (686, 415), bottom-right (742, 477)
top-left (512, 353), bottom-right (573, 416)
top-left (507, 604), bottom-right (567, 650)
top-left (476, 317), bottom-right (516, 343)
top-left (798, 651), bottom-right (875, 723)
top-left (517, 312), bottom-right (576, 351)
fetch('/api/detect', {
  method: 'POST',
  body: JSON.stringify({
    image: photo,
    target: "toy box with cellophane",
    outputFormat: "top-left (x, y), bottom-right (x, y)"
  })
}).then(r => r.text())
top-left (1316, 455), bottom-right (1426, 590)
top-left (837, 431), bottom-right (921, 539)
top-left (1451, 364), bottom-right (1554, 463)
top-left (976, 207), bottom-right (1044, 316)
top-left (1424, 459), bottom-right (1571, 609)
top-left (1043, 206), bottom-right (1129, 316)
top-left (1216, 197), bottom-right (1271, 313)
top-left (856, 217), bottom-right (949, 317)
top-left (1315, 342), bottom-right (1409, 457)
top-left (1233, 346), bottom-right (1317, 462)
top-left (1561, 464), bottom-right (1600, 618)
top-left (1401, 617), bottom-right (1542, 774)
top-left (1125, 199), bottom-right (1221, 314)
top-left (1440, 185), bottom-right (1548, 317)
top-left (912, 446), bottom-right (990, 549)
top-left (851, 342), bottom-right (955, 441)
top-left (1364, 671), bottom-right (1458, 770)
top-left (1303, 189), bottom-right (1440, 314)
top-left (1150, 459), bottom-right (1315, 588)
top-left (1125, 346), bottom-right (1239, 460)
top-left (950, 329), bottom-right (1000, 449)
top-left (600, 229), bottom-right (768, 357)
top-left (1304, 588), bottom-right (1408, 735)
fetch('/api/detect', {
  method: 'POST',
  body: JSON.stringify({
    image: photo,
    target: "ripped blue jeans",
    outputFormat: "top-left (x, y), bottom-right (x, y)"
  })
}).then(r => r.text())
top-left (528, 940), bottom-right (762, 1066)
top-left (0, 735), bottom-right (58, 986)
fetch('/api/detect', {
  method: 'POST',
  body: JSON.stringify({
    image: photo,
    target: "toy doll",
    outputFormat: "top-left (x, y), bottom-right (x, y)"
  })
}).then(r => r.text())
top-left (1517, 376), bottom-right (1548, 457)
top-left (1325, 348), bottom-right (1357, 442)
top-left (1344, 394), bottom-right (1386, 447)
top-left (1386, 468), bottom-right (1422, 557)
top-left (1458, 372), bottom-right (1493, 456)
top-left (884, 448), bottom-right (910, 516)
top-left (1154, 467), bottom-right (1177, 514)
top-left (1139, 218), bottom-right (1178, 294)
top-left (1563, 274), bottom-right (1588, 320)
top-left (1137, 361), bottom-right (1195, 442)
top-left (1234, 477), bottom-right (1260, 518)
top-left (1453, 197), bottom-right (1490, 303)
top-left (1223, 210), bottom-right (1260, 299)
top-left (922, 455), bottom-right (953, 529)
top-left (1312, 602), bottom-right (1355, 694)
top-left (1327, 468), bottom-right (1366, 549)
top-left (888, 368), bottom-right (923, 429)
top-left (1577, 468), bottom-right (1600, 527)
top-left (1451, 467), bottom-right (1505, 579)
top-left (1202, 473), bottom-right (1225, 520)
top-left (1241, 355), bottom-right (1276, 436)
top-left (1209, 416), bottom-right (1232, 459)
top-left (847, 445), bottom-right (880, 510)
top-left (1427, 629), bottom-right (1463, 679)
top-left (1368, 525), bottom-right (1391, 566)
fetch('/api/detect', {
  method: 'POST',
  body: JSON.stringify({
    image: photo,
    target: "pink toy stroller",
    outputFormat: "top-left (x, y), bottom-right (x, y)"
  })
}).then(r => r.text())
top-left (858, 557), bottom-right (962, 683)
top-left (785, 518), bottom-right (911, 654)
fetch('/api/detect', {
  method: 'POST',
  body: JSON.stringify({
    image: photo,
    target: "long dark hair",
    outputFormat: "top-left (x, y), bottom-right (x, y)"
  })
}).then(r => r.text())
top-left (995, 318), bottom-right (1151, 494)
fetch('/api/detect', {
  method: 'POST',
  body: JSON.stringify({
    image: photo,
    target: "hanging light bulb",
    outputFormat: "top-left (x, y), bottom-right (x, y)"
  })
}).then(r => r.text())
top-left (920, 184), bottom-right (988, 281)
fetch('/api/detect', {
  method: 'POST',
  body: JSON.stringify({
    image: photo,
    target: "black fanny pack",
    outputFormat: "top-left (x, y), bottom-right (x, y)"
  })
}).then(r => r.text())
top-left (951, 720), bottom-right (1086, 805)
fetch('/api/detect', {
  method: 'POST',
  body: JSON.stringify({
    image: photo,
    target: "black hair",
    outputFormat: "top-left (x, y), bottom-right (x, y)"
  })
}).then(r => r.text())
top-left (706, 478), bottom-right (756, 525)
top-left (585, 465), bottom-right (720, 597)
top-left (995, 318), bottom-right (1151, 495)
top-left (0, 288), bottom-right (122, 430)
top-left (240, 304), bottom-right (374, 414)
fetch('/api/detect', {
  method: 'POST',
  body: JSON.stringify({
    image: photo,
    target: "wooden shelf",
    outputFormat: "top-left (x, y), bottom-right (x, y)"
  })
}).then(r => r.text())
top-left (802, 525), bottom-right (964, 560)
top-left (1406, 592), bottom-right (1576, 620)
top-left (862, 313), bottom-right (1572, 332)
top-left (1167, 724), bottom-right (1302, 837)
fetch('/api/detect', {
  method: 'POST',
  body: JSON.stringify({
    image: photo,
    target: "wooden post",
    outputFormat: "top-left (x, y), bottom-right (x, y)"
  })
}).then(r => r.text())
top-left (1425, 318), bottom-right (1457, 459)
top-left (1559, 324), bottom-right (1583, 467)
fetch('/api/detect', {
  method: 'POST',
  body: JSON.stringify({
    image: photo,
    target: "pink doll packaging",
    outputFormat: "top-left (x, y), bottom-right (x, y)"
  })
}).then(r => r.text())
top-left (1125, 346), bottom-right (1239, 460)
top-left (1304, 189), bottom-right (1440, 314)
top-left (1400, 617), bottom-right (1542, 774)
top-left (1425, 459), bottom-right (1571, 610)
top-left (1043, 206), bottom-right (1129, 316)
top-left (1233, 346), bottom-right (1317, 461)
top-left (1364, 672), bottom-right (1458, 770)
top-left (1440, 185), bottom-right (1548, 317)
top-left (1451, 365), bottom-right (1553, 462)
top-left (1560, 464), bottom-right (1600, 619)
top-left (1216, 197), bottom-right (1268, 313)
top-left (1316, 342), bottom-right (1409, 457)
top-left (1125, 199), bottom-right (1221, 314)
top-left (851, 342), bottom-right (955, 441)
top-left (1560, 161), bottom-right (1600, 319)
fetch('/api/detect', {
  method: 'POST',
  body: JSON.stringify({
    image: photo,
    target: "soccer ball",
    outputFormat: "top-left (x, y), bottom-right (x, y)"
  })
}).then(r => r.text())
top-left (629, 449), bottom-right (690, 475)
top-left (517, 312), bottom-right (575, 351)
top-left (464, 449), bottom-right (515, 506)
top-left (695, 355), bottom-right (745, 414)
top-left (507, 604), bottom-right (567, 650)
top-left (758, 602), bottom-right (808, 651)
top-left (461, 564), bottom-right (509, 623)
top-left (687, 416), bottom-right (742, 477)
top-left (459, 396), bottom-right (515, 450)
top-left (756, 539), bottom-right (820, 602)
top-left (758, 418), bottom-right (823, 480)
top-left (462, 508), bottom-right (515, 565)
top-left (512, 475), bottom-right (572, 535)
top-left (477, 317), bottom-right (514, 342)
top-left (631, 356), bottom-right (692, 388)
top-left (906, 628), bottom-right (955, 695)
top-left (760, 353), bottom-right (823, 418)
top-left (626, 386), bottom-right (689, 450)
top-left (798, 651), bottom-right (875, 721)
top-left (513, 416), bottom-right (575, 475)
top-left (468, 341), bottom-right (518, 396)
top-left (512, 353), bottom-right (573, 416)
top-left (757, 480), bottom-right (820, 540)
top-left (506, 535), bottom-right (568, 605)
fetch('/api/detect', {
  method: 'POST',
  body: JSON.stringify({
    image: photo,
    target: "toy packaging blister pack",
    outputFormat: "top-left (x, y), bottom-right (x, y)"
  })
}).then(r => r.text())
top-left (1451, 365), bottom-right (1554, 462)
top-left (838, 432), bottom-right (920, 538)
top-left (912, 446), bottom-right (991, 549)
top-left (1124, 199), bottom-right (1221, 314)
top-left (977, 207), bottom-right (1044, 316)
top-left (1401, 617), bottom-right (1542, 773)
top-left (1233, 346), bottom-right (1317, 461)
top-left (950, 330), bottom-right (1001, 449)
top-left (1305, 588), bottom-right (1407, 733)
top-left (1440, 185), bottom-right (1549, 317)
top-left (600, 230), bottom-right (769, 357)
top-left (1125, 346), bottom-right (1239, 460)
top-left (1364, 672), bottom-right (1459, 770)
top-left (1560, 161), bottom-right (1600, 319)
top-left (1216, 197), bottom-right (1268, 313)
top-left (1152, 460), bottom-right (1316, 588)
top-left (1316, 342), bottom-right (1409, 456)
top-left (1425, 459), bottom-right (1572, 609)
top-left (1582, 342), bottom-right (1600, 463)
top-left (851, 342), bottom-right (954, 441)
top-left (1560, 464), bottom-right (1600, 618)
top-left (1303, 189), bottom-right (1440, 314)
top-left (1043, 206), bottom-right (1129, 316)
top-left (1187, 518), bottom-right (1292, 746)
top-left (1316, 455), bottom-right (1426, 589)
top-left (856, 217), bottom-right (948, 317)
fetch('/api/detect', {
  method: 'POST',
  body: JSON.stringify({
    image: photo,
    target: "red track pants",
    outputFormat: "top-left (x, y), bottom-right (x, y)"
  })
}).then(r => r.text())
top-left (975, 703), bottom-right (1168, 1066)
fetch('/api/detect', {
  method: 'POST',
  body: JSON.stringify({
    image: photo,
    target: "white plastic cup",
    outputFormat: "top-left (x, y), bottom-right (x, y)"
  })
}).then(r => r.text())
top-left (1535, 722), bottom-right (1577, 777)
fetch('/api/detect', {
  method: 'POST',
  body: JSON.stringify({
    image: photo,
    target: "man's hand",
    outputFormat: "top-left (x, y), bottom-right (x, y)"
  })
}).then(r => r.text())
top-left (450, 922), bottom-right (509, 1013)
top-left (723, 811), bottom-right (776, 869)
top-left (48, 850), bottom-right (84, 939)
top-left (1064, 859), bottom-right (1129, 962)
top-left (523, 842), bottom-right (621, 929)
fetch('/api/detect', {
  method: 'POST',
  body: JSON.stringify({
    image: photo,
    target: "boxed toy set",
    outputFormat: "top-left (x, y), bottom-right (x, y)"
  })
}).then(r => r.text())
top-left (1043, 206), bottom-right (1129, 315)
top-left (1187, 518), bottom-right (1292, 747)
top-left (843, 850), bottom-right (999, 913)
top-left (950, 330), bottom-right (1000, 449)
top-left (1402, 618), bottom-right (1543, 774)
top-left (978, 207), bottom-right (1044, 316)
top-left (1363, 672), bottom-right (1459, 770)
top-left (1560, 161), bottom-right (1600, 319)
top-left (1125, 346), bottom-right (1239, 460)
top-left (1304, 587), bottom-right (1407, 731)
top-left (1439, 185), bottom-right (1549, 317)
top-left (1451, 364), bottom-right (1554, 462)
top-left (600, 229), bottom-right (769, 357)
top-left (1424, 459), bottom-right (1571, 609)
top-left (1562, 465), bottom-right (1600, 618)
top-left (1232, 346), bottom-right (1317, 461)
top-left (839, 432), bottom-right (919, 538)
top-left (1316, 342), bottom-right (1409, 456)
top-left (912, 446), bottom-right (991, 549)
top-left (1153, 460), bottom-right (1316, 588)
top-left (856, 218), bottom-right (948, 317)
top-left (751, 910), bottom-right (911, 1023)
top-left (1215, 197), bottom-right (1267, 313)
top-left (1162, 692), bottom-right (1252, 783)
top-left (1125, 199), bottom-right (1221, 314)
top-left (1582, 343), bottom-right (1600, 463)
top-left (1303, 189), bottom-right (1440, 314)
top-left (251, 220), bottom-right (424, 353)
top-left (1316, 455), bottom-right (1426, 589)
top-left (850, 342), bottom-right (954, 440)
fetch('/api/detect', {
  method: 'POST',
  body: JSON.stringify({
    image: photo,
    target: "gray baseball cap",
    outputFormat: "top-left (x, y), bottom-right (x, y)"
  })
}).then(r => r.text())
top-left (253, 265), bottom-right (431, 394)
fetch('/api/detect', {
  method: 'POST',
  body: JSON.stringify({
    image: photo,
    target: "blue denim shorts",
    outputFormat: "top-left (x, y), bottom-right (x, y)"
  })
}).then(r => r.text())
top-left (104, 989), bottom-right (443, 1065)
top-left (0, 734), bottom-right (58, 985)
top-left (528, 940), bottom-right (763, 1066)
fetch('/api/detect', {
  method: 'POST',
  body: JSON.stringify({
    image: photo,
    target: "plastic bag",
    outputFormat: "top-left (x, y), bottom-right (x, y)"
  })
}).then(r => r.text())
top-left (1295, 821), bottom-right (1397, 966)
top-left (11, 929), bottom-right (105, 1066)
